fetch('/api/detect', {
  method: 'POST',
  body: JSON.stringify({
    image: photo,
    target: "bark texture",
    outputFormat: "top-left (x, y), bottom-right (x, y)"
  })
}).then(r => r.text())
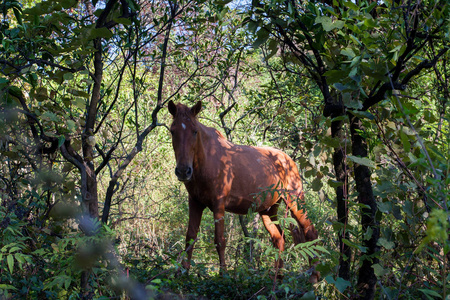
top-left (350, 115), bottom-right (380, 300)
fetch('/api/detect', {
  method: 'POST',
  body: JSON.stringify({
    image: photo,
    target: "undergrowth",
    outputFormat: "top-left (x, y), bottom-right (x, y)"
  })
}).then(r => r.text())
top-left (144, 266), bottom-right (315, 299)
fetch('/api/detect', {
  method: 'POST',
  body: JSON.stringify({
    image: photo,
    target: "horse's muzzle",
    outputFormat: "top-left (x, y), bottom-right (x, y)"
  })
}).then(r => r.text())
top-left (175, 165), bottom-right (193, 182)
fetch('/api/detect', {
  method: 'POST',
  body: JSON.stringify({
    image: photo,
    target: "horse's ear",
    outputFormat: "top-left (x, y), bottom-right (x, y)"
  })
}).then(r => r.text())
top-left (191, 101), bottom-right (202, 117)
top-left (168, 100), bottom-right (177, 116)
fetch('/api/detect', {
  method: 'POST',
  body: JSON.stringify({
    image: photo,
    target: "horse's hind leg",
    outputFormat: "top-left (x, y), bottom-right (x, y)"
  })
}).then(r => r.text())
top-left (289, 222), bottom-right (306, 244)
top-left (284, 193), bottom-right (320, 283)
top-left (213, 208), bottom-right (227, 274)
top-left (284, 193), bottom-right (318, 242)
top-left (259, 204), bottom-right (285, 271)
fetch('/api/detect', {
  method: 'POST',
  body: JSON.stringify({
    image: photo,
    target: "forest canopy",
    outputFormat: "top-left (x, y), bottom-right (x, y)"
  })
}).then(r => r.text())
top-left (0, 0), bottom-right (449, 299)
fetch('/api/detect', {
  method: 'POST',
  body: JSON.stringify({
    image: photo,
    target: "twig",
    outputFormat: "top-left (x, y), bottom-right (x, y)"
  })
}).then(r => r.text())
top-left (248, 286), bottom-right (266, 300)
top-left (373, 116), bottom-right (434, 211)
top-left (386, 62), bottom-right (446, 211)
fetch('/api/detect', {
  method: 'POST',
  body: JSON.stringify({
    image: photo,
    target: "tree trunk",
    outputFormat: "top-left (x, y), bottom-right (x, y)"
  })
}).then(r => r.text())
top-left (79, 33), bottom-right (103, 300)
top-left (349, 115), bottom-right (379, 300)
top-left (331, 118), bottom-right (351, 281)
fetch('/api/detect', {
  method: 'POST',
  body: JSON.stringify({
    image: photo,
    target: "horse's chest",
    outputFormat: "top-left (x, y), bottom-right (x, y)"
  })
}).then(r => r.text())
top-left (188, 175), bottom-right (228, 194)
top-left (185, 168), bottom-right (233, 199)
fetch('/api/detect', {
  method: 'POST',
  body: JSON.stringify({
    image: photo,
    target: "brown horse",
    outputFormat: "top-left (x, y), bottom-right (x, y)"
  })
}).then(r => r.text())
top-left (168, 101), bottom-right (319, 282)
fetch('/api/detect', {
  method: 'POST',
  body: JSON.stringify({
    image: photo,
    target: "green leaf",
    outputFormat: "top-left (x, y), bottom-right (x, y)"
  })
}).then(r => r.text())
top-left (8, 86), bottom-right (23, 98)
top-left (41, 111), bottom-right (59, 122)
top-left (218, 7), bottom-right (229, 20)
top-left (325, 275), bottom-right (351, 293)
top-left (377, 237), bottom-right (395, 250)
top-left (314, 245), bottom-right (330, 254)
top-left (327, 179), bottom-right (344, 188)
top-left (14, 253), bottom-right (25, 265)
top-left (252, 28), bottom-right (269, 48)
top-left (342, 238), bottom-right (368, 252)
top-left (68, 88), bottom-right (89, 98)
top-left (13, 7), bottom-right (23, 25)
top-left (248, 20), bottom-right (259, 33)
top-left (0, 284), bottom-right (17, 291)
top-left (64, 277), bottom-right (71, 290)
top-left (93, 8), bottom-right (103, 17)
top-left (297, 248), bottom-right (309, 261)
top-left (373, 263), bottom-right (389, 277)
top-left (89, 27), bottom-right (113, 40)
top-left (378, 201), bottom-right (392, 213)
top-left (423, 110), bottom-right (437, 123)
top-left (315, 16), bottom-right (344, 32)
top-left (300, 290), bottom-right (315, 300)
top-left (215, 0), bottom-right (233, 5)
top-left (399, 130), bottom-right (410, 152)
top-left (323, 70), bottom-right (344, 84)
top-left (63, 72), bottom-right (74, 81)
top-left (66, 120), bottom-right (76, 132)
top-left (8, 246), bottom-right (21, 253)
top-left (347, 155), bottom-right (376, 168)
top-left (7, 254), bottom-right (14, 273)
top-left (340, 47), bottom-right (356, 59)
top-left (124, 0), bottom-right (139, 11)
top-left (364, 17), bottom-right (377, 28)
top-left (403, 201), bottom-right (414, 217)
top-left (114, 17), bottom-right (132, 25)
top-left (331, 115), bottom-right (348, 122)
top-left (266, 39), bottom-right (278, 60)
top-left (348, 66), bottom-right (358, 77)
top-left (343, 0), bottom-right (359, 11)
top-left (311, 177), bottom-right (323, 191)
top-left (342, 92), bottom-right (362, 108)
top-left (60, 0), bottom-right (77, 9)
top-left (418, 288), bottom-right (442, 299)
top-left (58, 136), bottom-right (65, 148)
top-left (363, 227), bottom-right (373, 241)
top-left (73, 97), bottom-right (86, 109)
top-left (348, 110), bottom-right (375, 120)
top-left (349, 34), bottom-right (362, 46)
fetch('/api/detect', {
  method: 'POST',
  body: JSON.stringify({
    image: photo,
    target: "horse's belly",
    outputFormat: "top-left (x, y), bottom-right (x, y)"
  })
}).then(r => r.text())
top-left (224, 198), bottom-right (254, 215)
top-left (224, 194), bottom-right (276, 215)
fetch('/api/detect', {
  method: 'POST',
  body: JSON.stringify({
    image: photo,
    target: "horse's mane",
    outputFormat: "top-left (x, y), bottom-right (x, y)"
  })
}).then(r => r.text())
top-left (213, 128), bottom-right (224, 139)
top-left (199, 122), bottom-right (226, 140)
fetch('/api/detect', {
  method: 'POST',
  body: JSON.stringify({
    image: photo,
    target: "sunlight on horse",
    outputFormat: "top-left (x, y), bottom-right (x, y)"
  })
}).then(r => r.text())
top-left (168, 100), bottom-right (319, 283)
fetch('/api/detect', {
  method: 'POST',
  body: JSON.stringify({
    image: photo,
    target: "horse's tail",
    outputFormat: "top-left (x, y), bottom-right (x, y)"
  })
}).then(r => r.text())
top-left (284, 190), bottom-right (318, 242)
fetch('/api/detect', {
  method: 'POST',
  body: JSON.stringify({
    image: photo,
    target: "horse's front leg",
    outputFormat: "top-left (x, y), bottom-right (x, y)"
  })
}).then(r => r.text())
top-left (213, 205), bottom-right (227, 274)
top-left (183, 197), bottom-right (205, 271)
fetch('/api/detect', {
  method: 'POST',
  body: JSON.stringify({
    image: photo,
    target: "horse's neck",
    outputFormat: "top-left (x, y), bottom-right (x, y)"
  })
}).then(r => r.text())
top-left (193, 123), bottom-right (226, 170)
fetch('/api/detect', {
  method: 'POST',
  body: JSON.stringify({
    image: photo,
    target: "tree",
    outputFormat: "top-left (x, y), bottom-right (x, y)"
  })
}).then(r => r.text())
top-left (246, 0), bottom-right (449, 298)
top-left (1, 0), bottom-right (448, 298)
top-left (0, 0), bottom-right (218, 297)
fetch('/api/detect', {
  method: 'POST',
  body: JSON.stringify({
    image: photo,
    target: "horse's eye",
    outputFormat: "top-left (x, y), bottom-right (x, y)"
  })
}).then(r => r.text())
top-left (193, 130), bottom-right (198, 136)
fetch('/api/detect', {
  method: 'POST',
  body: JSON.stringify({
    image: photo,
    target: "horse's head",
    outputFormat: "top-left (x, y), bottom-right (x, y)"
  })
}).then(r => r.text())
top-left (168, 100), bottom-right (202, 182)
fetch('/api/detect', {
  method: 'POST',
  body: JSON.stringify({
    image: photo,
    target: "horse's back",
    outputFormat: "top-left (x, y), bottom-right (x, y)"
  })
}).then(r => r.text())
top-left (251, 145), bottom-right (302, 191)
top-left (222, 142), bottom-right (302, 211)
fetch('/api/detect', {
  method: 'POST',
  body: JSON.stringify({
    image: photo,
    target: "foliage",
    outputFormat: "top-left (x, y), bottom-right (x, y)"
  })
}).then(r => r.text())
top-left (0, 0), bottom-right (449, 299)
top-left (154, 267), bottom-right (313, 299)
top-left (0, 198), bottom-right (118, 299)
top-left (244, 0), bottom-right (450, 298)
